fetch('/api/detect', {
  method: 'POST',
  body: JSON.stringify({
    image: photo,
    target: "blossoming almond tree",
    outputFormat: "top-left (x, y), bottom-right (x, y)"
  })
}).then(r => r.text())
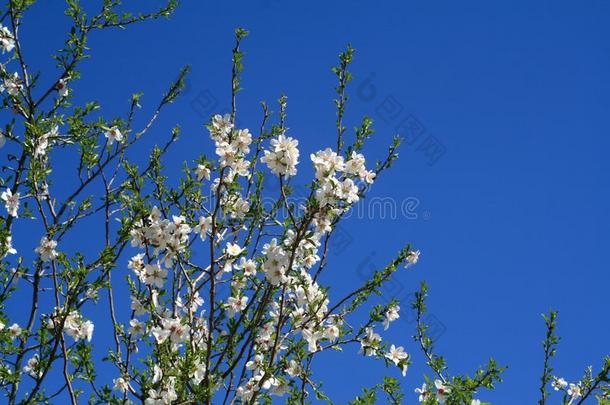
top-left (0, 1), bottom-right (608, 404)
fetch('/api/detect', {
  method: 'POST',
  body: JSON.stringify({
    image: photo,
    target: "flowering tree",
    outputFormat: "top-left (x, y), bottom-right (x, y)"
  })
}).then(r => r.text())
top-left (0, 1), bottom-right (608, 404)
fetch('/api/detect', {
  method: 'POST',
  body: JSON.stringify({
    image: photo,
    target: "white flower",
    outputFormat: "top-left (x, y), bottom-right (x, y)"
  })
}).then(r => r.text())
top-left (415, 383), bottom-right (428, 402)
top-left (1, 188), bottom-right (19, 217)
top-left (196, 163), bottom-right (211, 181)
top-left (64, 311), bottom-right (94, 342)
top-left (143, 263), bottom-right (167, 288)
top-left (215, 141), bottom-right (237, 167)
top-left (324, 324), bottom-right (339, 342)
top-left (302, 328), bottom-right (322, 353)
top-left (338, 178), bottom-right (359, 204)
top-left (210, 113), bottom-right (233, 141)
top-left (179, 290), bottom-right (204, 313)
top-left (471, 400), bottom-right (481, 405)
top-left (194, 216), bottom-right (212, 241)
top-left (3, 235), bottom-right (16, 256)
top-left (360, 327), bottom-right (381, 356)
top-left (363, 170), bottom-right (376, 183)
top-left (567, 383), bottom-right (582, 399)
top-left (34, 126), bottom-right (58, 158)
top-left (406, 250), bottom-right (420, 267)
top-left (552, 377), bottom-right (568, 391)
top-left (227, 195), bottom-right (250, 219)
top-left (265, 263), bottom-right (286, 286)
top-left (23, 355), bottom-right (42, 378)
top-left (232, 128), bottom-right (252, 154)
top-left (311, 148), bottom-right (345, 179)
top-left (271, 382), bottom-right (288, 397)
top-left (113, 377), bottom-right (132, 393)
top-left (226, 242), bottom-right (244, 257)
top-left (1, 72), bottom-right (22, 96)
top-left (145, 385), bottom-right (177, 405)
top-left (234, 257), bottom-right (257, 276)
top-left (129, 318), bottom-right (145, 336)
top-left (151, 317), bottom-right (190, 345)
top-left (385, 344), bottom-right (408, 366)
top-left (434, 379), bottom-right (451, 404)
top-left (0, 24), bottom-right (15, 53)
top-left (246, 354), bottom-right (264, 372)
top-left (128, 253), bottom-right (146, 278)
top-left (8, 323), bottom-right (21, 339)
top-left (216, 261), bottom-right (232, 280)
top-left (104, 126), bottom-right (123, 145)
top-left (131, 296), bottom-right (147, 316)
top-left (261, 134), bottom-right (300, 177)
top-left (315, 180), bottom-right (337, 207)
top-left (35, 236), bottom-right (58, 262)
top-left (152, 364), bottom-right (163, 384)
top-left (285, 360), bottom-right (301, 377)
top-left (190, 359), bottom-right (207, 384)
top-left (345, 151), bottom-right (366, 175)
top-left (56, 78), bottom-right (69, 97)
top-left (226, 295), bottom-right (248, 317)
top-left (383, 305), bottom-right (400, 330)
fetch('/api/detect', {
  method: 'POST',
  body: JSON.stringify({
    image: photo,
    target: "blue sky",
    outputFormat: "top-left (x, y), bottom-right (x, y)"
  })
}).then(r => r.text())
top-left (9, 0), bottom-right (610, 403)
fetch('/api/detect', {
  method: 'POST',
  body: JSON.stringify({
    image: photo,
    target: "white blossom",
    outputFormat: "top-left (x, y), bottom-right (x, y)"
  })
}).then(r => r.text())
top-left (226, 242), bottom-right (244, 257)
top-left (226, 295), bottom-right (248, 317)
top-left (151, 317), bottom-right (190, 345)
top-left (568, 383), bottom-right (582, 400)
top-left (128, 253), bottom-right (146, 278)
top-left (234, 257), bottom-right (257, 276)
top-left (232, 128), bottom-right (252, 154)
top-left (23, 355), bottom-right (42, 378)
top-left (434, 379), bottom-right (451, 404)
top-left (131, 296), bottom-right (147, 316)
top-left (360, 327), bottom-right (381, 356)
top-left (113, 377), bottom-right (132, 394)
top-left (385, 344), bottom-right (408, 366)
top-left (35, 236), bottom-right (58, 262)
top-left (8, 323), bottom-right (21, 339)
top-left (552, 377), bottom-right (568, 391)
top-left (406, 250), bottom-right (420, 267)
top-left (196, 163), bottom-right (211, 181)
top-left (261, 134), bottom-right (300, 177)
top-left (302, 328), bottom-right (322, 353)
top-left (323, 324), bottom-right (339, 342)
top-left (194, 215), bottom-right (212, 241)
top-left (190, 359), bottom-right (207, 384)
top-left (143, 263), bottom-right (167, 288)
top-left (415, 383), bottom-right (429, 402)
top-left (105, 126), bottom-right (123, 145)
top-left (128, 318), bottom-right (145, 336)
top-left (210, 113), bottom-right (233, 141)
top-left (34, 126), bottom-right (58, 158)
top-left (3, 235), bottom-right (16, 256)
top-left (285, 360), bottom-right (301, 377)
top-left (63, 311), bottom-right (94, 342)
top-left (0, 24), bottom-right (15, 53)
top-left (1, 72), bottom-right (22, 96)
top-left (56, 78), bottom-right (69, 97)
top-left (1, 188), bottom-right (19, 217)
top-left (383, 305), bottom-right (400, 330)
top-left (311, 148), bottom-right (345, 179)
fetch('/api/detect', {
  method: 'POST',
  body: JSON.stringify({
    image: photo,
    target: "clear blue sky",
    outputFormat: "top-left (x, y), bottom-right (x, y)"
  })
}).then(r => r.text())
top-left (11, 0), bottom-right (610, 403)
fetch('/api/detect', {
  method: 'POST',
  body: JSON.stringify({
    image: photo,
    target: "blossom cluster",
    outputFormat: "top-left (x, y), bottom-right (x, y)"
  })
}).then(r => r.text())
top-left (103, 109), bottom-right (423, 404)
